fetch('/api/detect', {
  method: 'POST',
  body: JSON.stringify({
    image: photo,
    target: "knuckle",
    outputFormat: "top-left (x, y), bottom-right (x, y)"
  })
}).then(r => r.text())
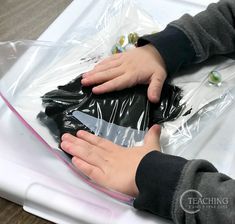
top-left (75, 138), bottom-right (82, 145)
top-left (156, 77), bottom-right (164, 83)
top-left (86, 167), bottom-right (94, 178)
top-left (85, 149), bottom-right (93, 158)
top-left (106, 70), bottom-right (113, 77)
top-left (96, 136), bottom-right (104, 146)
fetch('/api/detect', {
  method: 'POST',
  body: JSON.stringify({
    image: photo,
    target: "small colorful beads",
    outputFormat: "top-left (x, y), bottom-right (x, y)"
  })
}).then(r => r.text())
top-left (208, 71), bottom-right (222, 86)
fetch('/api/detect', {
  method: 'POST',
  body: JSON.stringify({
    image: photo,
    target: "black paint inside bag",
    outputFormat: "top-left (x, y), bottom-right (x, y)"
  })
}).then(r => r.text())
top-left (38, 75), bottom-right (183, 146)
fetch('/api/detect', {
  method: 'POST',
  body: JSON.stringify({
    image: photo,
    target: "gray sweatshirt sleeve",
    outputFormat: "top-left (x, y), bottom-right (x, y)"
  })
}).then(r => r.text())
top-left (166, 4), bottom-right (235, 223)
top-left (134, 153), bottom-right (235, 223)
top-left (134, 1), bottom-right (235, 223)
top-left (138, 0), bottom-right (235, 75)
top-left (170, 0), bottom-right (235, 63)
top-left (172, 160), bottom-right (235, 223)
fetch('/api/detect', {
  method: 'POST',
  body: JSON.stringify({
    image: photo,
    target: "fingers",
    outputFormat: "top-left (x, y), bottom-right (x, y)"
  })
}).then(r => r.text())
top-left (83, 54), bottom-right (123, 78)
top-left (61, 139), bottom-right (105, 168)
top-left (61, 133), bottom-right (88, 147)
top-left (92, 74), bottom-right (133, 94)
top-left (62, 133), bottom-right (107, 153)
top-left (72, 157), bottom-right (105, 182)
top-left (81, 67), bottom-right (123, 86)
top-left (83, 60), bottom-right (122, 78)
top-left (144, 124), bottom-right (161, 150)
top-left (97, 53), bottom-right (123, 65)
top-left (147, 74), bottom-right (165, 103)
top-left (77, 130), bottom-right (116, 151)
top-left (94, 59), bottom-right (122, 73)
top-left (82, 54), bottom-right (125, 89)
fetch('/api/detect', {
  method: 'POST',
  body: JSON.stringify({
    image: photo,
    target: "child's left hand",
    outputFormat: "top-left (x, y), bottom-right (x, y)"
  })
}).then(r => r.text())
top-left (61, 125), bottom-right (161, 197)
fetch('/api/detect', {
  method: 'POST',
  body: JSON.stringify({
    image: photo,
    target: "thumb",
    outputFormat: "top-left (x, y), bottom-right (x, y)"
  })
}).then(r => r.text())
top-left (144, 124), bottom-right (161, 150)
top-left (147, 74), bottom-right (164, 103)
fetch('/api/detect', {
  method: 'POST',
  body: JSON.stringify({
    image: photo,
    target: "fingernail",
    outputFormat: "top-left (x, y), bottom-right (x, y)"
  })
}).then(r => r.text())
top-left (60, 141), bottom-right (67, 149)
top-left (77, 130), bottom-right (86, 137)
top-left (151, 95), bottom-right (159, 103)
top-left (72, 157), bottom-right (78, 163)
top-left (76, 130), bottom-right (82, 137)
top-left (61, 141), bottom-right (72, 153)
top-left (61, 133), bottom-right (69, 141)
top-left (82, 73), bottom-right (88, 78)
top-left (81, 78), bottom-right (88, 85)
top-left (92, 86), bottom-right (100, 93)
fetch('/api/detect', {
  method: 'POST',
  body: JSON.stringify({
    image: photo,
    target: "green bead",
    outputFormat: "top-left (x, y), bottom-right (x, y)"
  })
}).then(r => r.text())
top-left (132, 32), bottom-right (139, 44)
top-left (128, 33), bottom-right (133, 44)
top-left (119, 35), bottom-right (125, 46)
top-left (128, 32), bottom-right (139, 44)
top-left (111, 45), bottom-right (118, 54)
top-left (208, 71), bottom-right (222, 85)
top-left (111, 43), bottom-right (125, 54)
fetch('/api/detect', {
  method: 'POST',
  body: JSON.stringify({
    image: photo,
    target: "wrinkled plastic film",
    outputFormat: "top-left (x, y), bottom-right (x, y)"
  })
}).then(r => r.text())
top-left (0, 0), bottom-right (161, 203)
top-left (38, 75), bottom-right (150, 147)
top-left (161, 58), bottom-right (235, 154)
top-left (0, 0), bottom-right (161, 152)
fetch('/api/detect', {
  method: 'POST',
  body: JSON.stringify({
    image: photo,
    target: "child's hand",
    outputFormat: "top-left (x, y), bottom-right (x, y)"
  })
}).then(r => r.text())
top-left (61, 125), bottom-right (161, 197)
top-left (82, 45), bottom-right (167, 103)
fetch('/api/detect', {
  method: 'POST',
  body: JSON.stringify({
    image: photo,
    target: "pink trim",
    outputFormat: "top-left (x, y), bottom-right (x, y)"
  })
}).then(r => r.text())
top-left (0, 92), bottom-right (133, 204)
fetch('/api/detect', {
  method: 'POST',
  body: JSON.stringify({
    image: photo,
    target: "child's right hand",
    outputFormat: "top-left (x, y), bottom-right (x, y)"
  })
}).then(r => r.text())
top-left (81, 44), bottom-right (167, 103)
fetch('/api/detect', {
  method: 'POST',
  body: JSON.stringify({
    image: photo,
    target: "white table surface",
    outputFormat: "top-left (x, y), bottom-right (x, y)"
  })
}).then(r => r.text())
top-left (0, 1), bottom-right (224, 223)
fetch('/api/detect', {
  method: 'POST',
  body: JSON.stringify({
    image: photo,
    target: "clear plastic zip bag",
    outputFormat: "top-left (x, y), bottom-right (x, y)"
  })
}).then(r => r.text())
top-left (0, 0), bottom-right (160, 203)
top-left (1, 0), bottom-right (235, 203)
top-left (161, 57), bottom-right (235, 155)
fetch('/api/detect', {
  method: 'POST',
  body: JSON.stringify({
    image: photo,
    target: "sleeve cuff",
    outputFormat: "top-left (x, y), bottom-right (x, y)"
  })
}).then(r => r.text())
top-left (133, 150), bottom-right (188, 219)
top-left (137, 25), bottom-right (196, 76)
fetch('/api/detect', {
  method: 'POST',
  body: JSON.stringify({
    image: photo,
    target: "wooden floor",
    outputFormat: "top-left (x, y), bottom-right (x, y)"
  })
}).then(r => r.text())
top-left (0, 0), bottom-right (72, 223)
top-left (0, 198), bottom-right (51, 224)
